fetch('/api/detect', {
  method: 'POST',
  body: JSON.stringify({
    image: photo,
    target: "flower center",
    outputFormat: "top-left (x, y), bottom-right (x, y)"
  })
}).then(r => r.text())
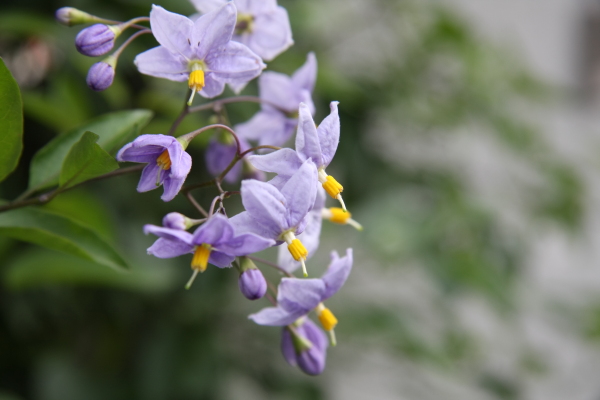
top-left (187, 61), bottom-right (206, 105)
top-left (282, 231), bottom-right (309, 277)
top-left (235, 13), bottom-right (254, 35)
top-left (156, 149), bottom-right (172, 170)
top-left (191, 243), bottom-right (212, 272)
top-left (318, 169), bottom-right (346, 211)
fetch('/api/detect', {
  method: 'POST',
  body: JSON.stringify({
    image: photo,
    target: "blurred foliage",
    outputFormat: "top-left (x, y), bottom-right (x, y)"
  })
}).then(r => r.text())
top-left (0, 0), bottom-right (588, 399)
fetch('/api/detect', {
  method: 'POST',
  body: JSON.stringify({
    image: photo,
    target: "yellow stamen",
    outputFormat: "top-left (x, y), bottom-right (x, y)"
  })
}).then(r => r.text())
top-left (287, 238), bottom-right (308, 262)
top-left (322, 175), bottom-right (343, 199)
top-left (187, 69), bottom-right (205, 105)
top-left (191, 243), bottom-right (212, 272)
top-left (317, 307), bottom-right (338, 331)
top-left (156, 149), bottom-right (171, 170)
top-left (328, 207), bottom-right (351, 224)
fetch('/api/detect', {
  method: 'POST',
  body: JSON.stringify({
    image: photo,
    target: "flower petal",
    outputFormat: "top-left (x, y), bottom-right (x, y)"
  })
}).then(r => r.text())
top-left (317, 101), bottom-right (340, 167)
top-left (200, 74), bottom-right (226, 98)
top-left (143, 224), bottom-right (194, 244)
top-left (161, 174), bottom-right (186, 202)
top-left (245, 6), bottom-right (293, 61)
top-left (137, 163), bottom-right (163, 193)
top-left (166, 139), bottom-right (192, 178)
top-left (147, 237), bottom-right (194, 258)
top-left (216, 232), bottom-right (275, 256)
top-left (192, 213), bottom-right (234, 246)
top-left (189, 0), bottom-right (227, 14)
top-left (277, 277), bottom-right (325, 313)
top-left (249, 306), bottom-right (302, 326)
top-left (247, 148), bottom-right (302, 176)
top-left (134, 46), bottom-right (189, 82)
top-left (229, 211), bottom-right (280, 239)
top-left (321, 248), bottom-right (353, 300)
top-left (280, 160), bottom-right (318, 229)
top-left (240, 179), bottom-right (287, 236)
top-left (292, 52), bottom-right (317, 95)
top-left (295, 103), bottom-right (322, 165)
top-left (235, 110), bottom-right (294, 147)
top-left (192, 2), bottom-right (236, 59)
top-left (258, 71), bottom-right (295, 111)
top-left (206, 139), bottom-right (241, 183)
top-left (206, 41), bottom-right (265, 85)
top-left (208, 250), bottom-right (235, 268)
top-left (149, 5), bottom-right (194, 60)
top-left (278, 207), bottom-right (322, 272)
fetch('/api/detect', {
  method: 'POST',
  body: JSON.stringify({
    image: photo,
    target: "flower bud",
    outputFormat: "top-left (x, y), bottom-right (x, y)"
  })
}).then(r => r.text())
top-left (281, 319), bottom-right (328, 376)
top-left (238, 268), bottom-right (267, 300)
top-left (55, 7), bottom-right (96, 26)
top-left (163, 212), bottom-right (187, 230)
top-left (86, 58), bottom-right (115, 91)
top-left (75, 24), bottom-right (121, 57)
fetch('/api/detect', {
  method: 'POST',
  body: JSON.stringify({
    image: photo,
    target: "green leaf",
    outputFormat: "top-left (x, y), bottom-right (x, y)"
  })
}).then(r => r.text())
top-left (28, 109), bottom-right (153, 191)
top-left (3, 249), bottom-right (175, 292)
top-left (59, 131), bottom-right (119, 189)
top-left (0, 58), bottom-right (24, 182)
top-left (0, 208), bottom-right (127, 271)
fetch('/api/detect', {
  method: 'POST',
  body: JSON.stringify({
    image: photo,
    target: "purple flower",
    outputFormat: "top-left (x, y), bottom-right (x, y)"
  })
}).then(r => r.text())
top-left (116, 134), bottom-right (192, 202)
top-left (190, 0), bottom-right (293, 62)
top-left (205, 137), bottom-right (250, 183)
top-left (230, 159), bottom-right (318, 275)
top-left (235, 52), bottom-right (317, 147)
top-left (76, 24), bottom-right (120, 57)
top-left (239, 268), bottom-right (267, 300)
top-left (134, 4), bottom-right (265, 103)
top-left (281, 319), bottom-right (328, 375)
top-left (86, 59), bottom-right (115, 91)
top-left (248, 101), bottom-right (347, 209)
top-left (249, 248), bottom-right (352, 327)
top-left (145, 213), bottom-right (275, 287)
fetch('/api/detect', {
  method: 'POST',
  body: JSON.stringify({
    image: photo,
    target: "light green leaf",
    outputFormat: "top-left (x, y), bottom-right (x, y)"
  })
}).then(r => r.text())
top-left (0, 208), bottom-right (128, 271)
top-left (0, 58), bottom-right (24, 182)
top-left (59, 131), bottom-right (119, 189)
top-left (28, 109), bottom-right (153, 191)
top-left (4, 249), bottom-right (175, 292)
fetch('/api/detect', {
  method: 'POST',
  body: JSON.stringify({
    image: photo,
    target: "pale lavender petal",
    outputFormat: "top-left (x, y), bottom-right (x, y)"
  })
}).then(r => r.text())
top-left (229, 211), bottom-right (278, 239)
top-left (322, 248), bottom-right (353, 300)
top-left (192, 2), bottom-right (236, 59)
top-left (216, 232), bottom-right (275, 255)
top-left (278, 208), bottom-right (322, 272)
top-left (295, 103), bottom-right (322, 165)
top-left (296, 319), bottom-right (328, 375)
top-left (292, 52), bottom-right (317, 94)
top-left (117, 134), bottom-right (175, 162)
top-left (192, 213), bottom-right (234, 246)
top-left (149, 5), bottom-right (194, 60)
top-left (281, 328), bottom-right (297, 366)
top-left (206, 139), bottom-right (241, 183)
top-left (313, 186), bottom-right (326, 211)
top-left (240, 179), bottom-right (287, 236)
top-left (247, 148), bottom-right (302, 176)
top-left (317, 101), bottom-right (340, 167)
top-left (189, 0), bottom-right (227, 14)
top-left (267, 175), bottom-right (289, 191)
top-left (246, 0), bottom-right (278, 13)
top-left (244, 7), bottom-right (293, 61)
top-left (280, 160), bottom-right (318, 229)
top-left (249, 306), bottom-right (302, 326)
top-left (200, 74), bottom-right (226, 98)
top-left (208, 250), bottom-right (235, 268)
top-left (161, 174), bottom-right (186, 201)
top-left (166, 139), bottom-right (192, 178)
top-left (259, 71), bottom-right (295, 111)
top-left (143, 224), bottom-right (194, 244)
top-left (206, 41), bottom-right (265, 85)
top-left (134, 46), bottom-right (189, 82)
top-left (235, 110), bottom-right (294, 147)
top-left (147, 238), bottom-right (194, 258)
top-left (137, 163), bottom-right (164, 193)
top-left (277, 278), bottom-right (325, 313)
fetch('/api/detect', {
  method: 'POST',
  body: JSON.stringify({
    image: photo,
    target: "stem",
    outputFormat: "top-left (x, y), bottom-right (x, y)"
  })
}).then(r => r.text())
top-left (168, 90), bottom-right (191, 136)
top-left (0, 165), bottom-right (144, 213)
top-left (112, 29), bottom-right (151, 59)
top-left (188, 96), bottom-right (284, 114)
top-left (184, 192), bottom-right (208, 217)
top-left (247, 256), bottom-right (294, 278)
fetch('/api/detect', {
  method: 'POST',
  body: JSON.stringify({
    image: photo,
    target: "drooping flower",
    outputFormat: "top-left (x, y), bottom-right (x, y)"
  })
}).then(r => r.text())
top-left (116, 134), bottom-right (192, 202)
top-left (250, 249), bottom-right (353, 344)
top-left (230, 159), bottom-right (318, 276)
top-left (237, 257), bottom-right (267, 300)
top-left (235, 52), bottom-right (317, 147)
top-left (248, 101), bottom-right (347, 209)
top-left (144, 213), bottom-right (275, 288)
top-left (134, 4), bottom-right (265, 104)
top-left (281, 318), bottom-right (328, 375)
top-left (190, 0), bottom-right (293, 62)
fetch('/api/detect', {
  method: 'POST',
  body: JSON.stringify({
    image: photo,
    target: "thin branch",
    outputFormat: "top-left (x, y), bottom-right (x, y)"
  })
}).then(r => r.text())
top-left (168, 90), bottom-right (191, 136)
top-left (188, 96), bottom-right (284, 114)
top-left (184, 192), bottom-right (208, 217)
top-left (247, 256), bottom-right (294, 278)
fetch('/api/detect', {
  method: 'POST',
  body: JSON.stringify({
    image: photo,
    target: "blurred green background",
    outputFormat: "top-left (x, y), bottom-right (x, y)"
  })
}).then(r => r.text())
top-left (2, 0), bottom-right (600, 399)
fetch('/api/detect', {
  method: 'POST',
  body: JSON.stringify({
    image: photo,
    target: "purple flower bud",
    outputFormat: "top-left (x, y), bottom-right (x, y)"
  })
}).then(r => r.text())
top-left (280, 319), bottom-right (328, 376)
top-left (238, 269), bottom-right (267, 300)
top-left (163, 212), bottom-right (187, 230)
top-left (75, 24), bottom-right (117, 56)
top-left (86, 61), bottom-right (114, 91)
top-left (55, 7), bottom-right (94, 26)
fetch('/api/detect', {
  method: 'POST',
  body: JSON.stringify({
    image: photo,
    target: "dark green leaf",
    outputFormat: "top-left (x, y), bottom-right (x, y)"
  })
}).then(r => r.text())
top-left (28, 109), bottom-right (153, 191)
top-left (59, 131), bottom-right (119, 189)
top-left (0, 208), bottom-right (128, 271)
top-left (0, 58), bottom-right (23, 182)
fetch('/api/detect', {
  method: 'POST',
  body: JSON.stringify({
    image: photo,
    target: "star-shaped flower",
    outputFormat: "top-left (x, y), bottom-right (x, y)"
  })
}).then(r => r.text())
top-left (235, 52), bottom-right (317, 147)
top-left (190, 0), bottom-right (293, 62)
top-left (144, 213), bottom-right (275, 287)
top-left (281, 318), bottom-right (328, 375)
top-left (116, 134), bottom-right (192, 202)
top-left (250, 249), bottom-right (353, 344)
top-left (134, 4), bottom-right (265, 103)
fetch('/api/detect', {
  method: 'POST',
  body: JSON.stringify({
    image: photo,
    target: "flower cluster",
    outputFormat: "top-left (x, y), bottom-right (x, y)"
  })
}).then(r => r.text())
top-left (58, 0), bottom-right (361, 376)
